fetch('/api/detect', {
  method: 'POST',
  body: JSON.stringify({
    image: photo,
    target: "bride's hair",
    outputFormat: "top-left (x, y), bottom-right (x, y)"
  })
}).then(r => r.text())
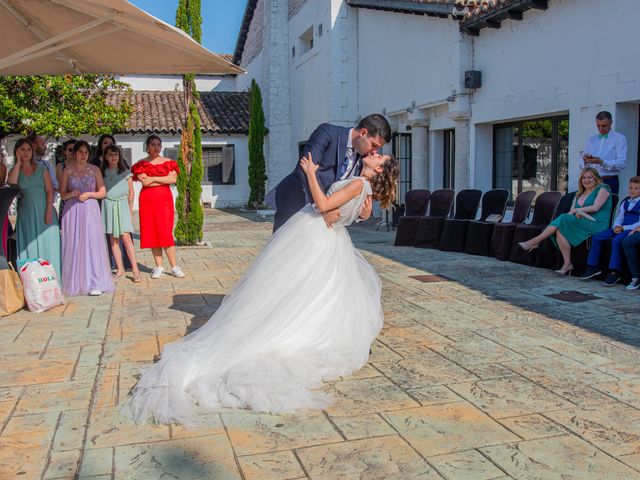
top-left (370, 154), bottom-right (399, 209)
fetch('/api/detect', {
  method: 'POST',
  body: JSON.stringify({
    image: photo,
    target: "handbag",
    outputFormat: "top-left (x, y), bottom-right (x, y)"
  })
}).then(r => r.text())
top-left (0, 263), bottom-right (25, 316)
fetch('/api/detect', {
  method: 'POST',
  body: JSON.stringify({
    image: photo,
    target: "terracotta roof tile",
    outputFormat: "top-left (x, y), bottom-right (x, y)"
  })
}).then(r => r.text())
top-left (108, 91), bottom-right (249, 135)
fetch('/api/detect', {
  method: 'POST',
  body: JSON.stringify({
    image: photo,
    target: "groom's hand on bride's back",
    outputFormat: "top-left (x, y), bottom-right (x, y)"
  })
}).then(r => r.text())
top-left (323, 210), bottom-right (340, 228)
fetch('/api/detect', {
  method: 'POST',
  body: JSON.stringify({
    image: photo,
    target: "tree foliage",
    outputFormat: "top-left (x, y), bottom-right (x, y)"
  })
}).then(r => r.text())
top-left (0, 75), bottom-right (132, 138)
top-left (247, 79), bottom-right (267, 208)
top-left (174, 0), bottom-right (204, 245)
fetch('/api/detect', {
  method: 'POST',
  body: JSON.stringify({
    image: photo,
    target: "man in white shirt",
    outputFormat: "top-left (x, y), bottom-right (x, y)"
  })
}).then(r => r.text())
top-left (579, 111), bottom-right (627, 194)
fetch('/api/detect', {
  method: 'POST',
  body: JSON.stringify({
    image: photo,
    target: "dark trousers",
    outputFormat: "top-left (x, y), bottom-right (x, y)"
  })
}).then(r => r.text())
top-left (587, 228), bottom-right (631, 271)
top-left (602, 176), bottom-right (619, 195)
top-left (622, 232), bottom-right (640, 278)
top-left (273, 213), bottom-right (289, 233)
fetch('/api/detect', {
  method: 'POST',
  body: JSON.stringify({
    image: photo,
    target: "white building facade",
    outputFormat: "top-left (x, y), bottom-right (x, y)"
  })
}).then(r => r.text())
top-left (232, 0), bottom-right (640, 204)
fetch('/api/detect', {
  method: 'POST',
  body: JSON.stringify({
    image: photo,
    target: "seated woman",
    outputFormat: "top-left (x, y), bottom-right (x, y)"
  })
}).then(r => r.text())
top-left (7, 138), bottom-right (62, 278)
top-left (519, 167), bottom-right (612, 275)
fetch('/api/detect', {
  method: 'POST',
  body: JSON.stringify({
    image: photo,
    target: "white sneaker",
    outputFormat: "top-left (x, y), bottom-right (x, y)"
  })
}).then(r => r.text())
top-left (89, 289), bottom-right (102, 296)
top-left (627, 278), bottom-right (640, 290)
top-left (172, 266), bottom-right (186, 278)
top-left (151, 266), bottom-right (164, 279)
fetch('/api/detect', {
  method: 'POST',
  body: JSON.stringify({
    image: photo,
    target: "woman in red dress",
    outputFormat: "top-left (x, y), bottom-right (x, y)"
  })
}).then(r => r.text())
top-left (131, 135), bottom-right (186, 279)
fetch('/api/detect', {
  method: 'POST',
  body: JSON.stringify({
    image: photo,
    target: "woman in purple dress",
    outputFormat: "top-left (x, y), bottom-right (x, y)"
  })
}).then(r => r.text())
top-left (60, 140), bottom-right (114, 296)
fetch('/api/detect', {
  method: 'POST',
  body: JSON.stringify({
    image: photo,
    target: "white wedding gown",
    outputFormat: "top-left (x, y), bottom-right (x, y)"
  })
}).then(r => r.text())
top-left (127, 178), bottom-right (383, 424)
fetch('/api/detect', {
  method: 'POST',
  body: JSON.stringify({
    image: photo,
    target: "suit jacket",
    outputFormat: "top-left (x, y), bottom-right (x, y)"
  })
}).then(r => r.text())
top-left (269, 123), bottom-right (361, 218)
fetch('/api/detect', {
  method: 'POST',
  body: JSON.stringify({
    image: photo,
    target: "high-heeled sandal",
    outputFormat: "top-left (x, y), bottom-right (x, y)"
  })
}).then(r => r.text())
top-left (518, 241), bottom-right (538, 252)
top-left (113, 270), bottom-right (125, 280)
top-left (554, 265), bottom-right (573, 276)
top-left (132, 272), bottom-right (142, 283)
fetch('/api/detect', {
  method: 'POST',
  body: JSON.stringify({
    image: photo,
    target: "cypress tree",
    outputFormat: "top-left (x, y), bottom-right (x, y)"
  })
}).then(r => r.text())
top-left (174, 0), bottom-right (204, 245)
top-left (247, 79), bottom-right (267, 208)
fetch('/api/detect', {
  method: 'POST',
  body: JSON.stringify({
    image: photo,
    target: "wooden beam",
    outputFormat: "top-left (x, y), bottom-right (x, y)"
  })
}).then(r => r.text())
top-left (530, 0), bottom-right (549, 10)
top-left (506, 9), bottom-right (523, 20)
top-left (464, 26), bottom-right (480, 36)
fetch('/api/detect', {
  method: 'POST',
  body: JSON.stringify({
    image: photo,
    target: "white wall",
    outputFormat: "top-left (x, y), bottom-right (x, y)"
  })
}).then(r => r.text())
top-left (118, 74), bottom-right (237, 92)
top-left (357, 9), bottom-right (459, 116)
top-left (471, 0), bottom-right (640, 193)
top-left (237, 0), bottom-right (640, 201)
top-left (288, 0), bottom-right (332, 143)
top-left (113, 134), bottom-right (249, 210)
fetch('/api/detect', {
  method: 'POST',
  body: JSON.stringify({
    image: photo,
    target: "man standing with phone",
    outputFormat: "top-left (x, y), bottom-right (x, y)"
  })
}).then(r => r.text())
top-left (579, 111), bottom-right (628, 195)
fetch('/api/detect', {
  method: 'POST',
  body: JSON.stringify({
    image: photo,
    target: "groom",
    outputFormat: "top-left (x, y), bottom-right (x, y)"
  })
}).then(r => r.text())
top-left (269, 114), bottom-right (392, 232)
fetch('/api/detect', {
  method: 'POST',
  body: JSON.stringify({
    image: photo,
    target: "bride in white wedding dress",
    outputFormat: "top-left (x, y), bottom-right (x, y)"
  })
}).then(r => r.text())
top-left (127, 152), bottom-right (399, 425)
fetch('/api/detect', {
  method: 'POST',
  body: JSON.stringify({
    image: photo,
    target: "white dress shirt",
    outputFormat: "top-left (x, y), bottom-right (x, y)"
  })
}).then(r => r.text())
top-left (340, 128), bottom-right (358, 180)
top-left (613, 196), bottom-right (640, 231)
top-left (578, 130), bottom-right (628, 176)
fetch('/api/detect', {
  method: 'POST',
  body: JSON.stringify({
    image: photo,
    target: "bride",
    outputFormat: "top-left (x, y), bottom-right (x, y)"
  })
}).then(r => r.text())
top-left (127, 152), bottom-right (399, 424)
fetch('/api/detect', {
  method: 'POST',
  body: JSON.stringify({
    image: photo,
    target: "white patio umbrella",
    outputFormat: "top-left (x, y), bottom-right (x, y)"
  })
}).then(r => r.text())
top-left (0, 0), bottom-right (244, 75)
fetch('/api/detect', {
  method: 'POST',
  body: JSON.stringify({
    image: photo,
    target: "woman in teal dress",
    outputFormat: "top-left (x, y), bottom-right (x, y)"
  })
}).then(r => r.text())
top-left (7, 138), bottom-right (61, 279)
top-left (519, 167), bottom-right (612, 275)
top-left (101, 145), bottom-right (141, 282)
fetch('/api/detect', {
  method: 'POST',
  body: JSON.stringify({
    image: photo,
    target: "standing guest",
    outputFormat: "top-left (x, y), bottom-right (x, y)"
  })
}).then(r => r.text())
top-left (1, 149), bottom-right (8, 257)
top-left (579, 111), bottom-right (627, 195)
top-left (26, 133), bottom-right (58, 193)
top-left (519, 167), bottom-right (612, 275)
top-left (131, 135), bottom-right (185, 279)
top-left (580, 176), bottom-right (640, 286)
top-left (60, 140), bottom-right (113, 296)
top-left (101, 145), bottom-right (141, 283)
top-left (91, 134), bottom-right (116, 168)
top-left (6, 138), bottom-right (61, 278)
top-left (56, 139), bottom-right (76, 220)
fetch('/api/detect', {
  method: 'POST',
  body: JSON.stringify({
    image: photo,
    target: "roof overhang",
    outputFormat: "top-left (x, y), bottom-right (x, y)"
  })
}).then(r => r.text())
top-left (345, 0), bottom-right (456, 17)
top-left (460, 0), bottom-right (548, 36)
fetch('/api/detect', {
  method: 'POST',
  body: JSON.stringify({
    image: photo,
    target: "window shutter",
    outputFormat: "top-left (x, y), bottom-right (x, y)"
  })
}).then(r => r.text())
top-left (222, 145), bottom-right (235, 184)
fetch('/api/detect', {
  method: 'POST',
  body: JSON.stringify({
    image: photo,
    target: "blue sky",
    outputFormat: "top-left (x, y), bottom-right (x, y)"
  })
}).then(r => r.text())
top-left (128, 1), bottom-right (245, 55)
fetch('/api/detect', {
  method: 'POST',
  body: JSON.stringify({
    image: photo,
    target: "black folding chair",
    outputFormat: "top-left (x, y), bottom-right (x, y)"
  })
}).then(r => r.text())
top-left (438, 189), bottom-right (483, 252)
top-left (509, 191), bottom-right (562, 266)
top-left (463, 189), bottom-right (512, 256)
top-left (0, 185), bottom-right (20, 270)
top-left (489, 191), bottom-right (537, 261)
top-left (534, 191), bottom-right (576, 270)
top-left (394, 190), bottom-right (431, 246)
top-left (414, 189), bottom-right (454, 249)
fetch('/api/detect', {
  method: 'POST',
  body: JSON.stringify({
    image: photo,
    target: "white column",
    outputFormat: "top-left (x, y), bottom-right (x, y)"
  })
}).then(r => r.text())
top-left (262, 0), bottom-right (293, 190)
top-left (410, 123), bottom-right (428, 190)
top-left (453, 118), bottom-right (470, 191)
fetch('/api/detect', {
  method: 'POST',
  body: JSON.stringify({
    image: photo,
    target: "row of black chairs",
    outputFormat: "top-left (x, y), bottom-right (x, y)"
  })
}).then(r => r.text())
top-left (394, 187), bottom-right (623, 277)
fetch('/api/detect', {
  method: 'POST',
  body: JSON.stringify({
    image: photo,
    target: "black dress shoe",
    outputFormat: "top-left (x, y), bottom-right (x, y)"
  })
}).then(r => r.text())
top-left (579, 266), bottom-right (601, 280)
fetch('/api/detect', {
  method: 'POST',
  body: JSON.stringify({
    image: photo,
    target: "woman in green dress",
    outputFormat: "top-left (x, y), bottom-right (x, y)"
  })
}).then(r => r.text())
top-left (7, 138), bottom-right (62, 279)
top-left (101, 145), bottom-right (141, 282)
top-left (519, 167), bottom-right (612, 275)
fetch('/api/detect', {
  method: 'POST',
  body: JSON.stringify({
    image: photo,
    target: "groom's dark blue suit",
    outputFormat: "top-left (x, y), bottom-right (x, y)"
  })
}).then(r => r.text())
top-left (271, 123), bottom-right (361, 232)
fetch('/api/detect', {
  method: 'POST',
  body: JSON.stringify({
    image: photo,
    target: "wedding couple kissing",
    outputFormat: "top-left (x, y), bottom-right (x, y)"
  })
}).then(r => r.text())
top-left (127, 114), bottom-right (399, 425)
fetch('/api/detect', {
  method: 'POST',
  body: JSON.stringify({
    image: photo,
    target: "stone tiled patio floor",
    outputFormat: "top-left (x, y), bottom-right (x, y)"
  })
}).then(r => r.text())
top-left (2, 208), bottom-right (640, 479)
